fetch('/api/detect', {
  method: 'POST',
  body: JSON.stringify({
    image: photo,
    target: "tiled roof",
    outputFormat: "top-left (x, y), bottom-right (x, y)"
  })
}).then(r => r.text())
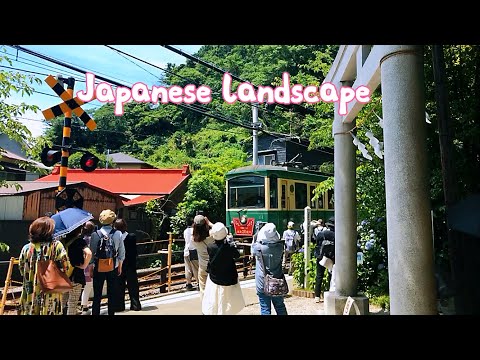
top-left (107, 152), bottom-right (146, 164)
top-left (36, 166), bottom-right (190, 195)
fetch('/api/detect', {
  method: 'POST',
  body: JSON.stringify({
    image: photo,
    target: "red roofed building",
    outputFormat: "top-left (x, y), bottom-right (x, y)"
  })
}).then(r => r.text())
top-left (36, 165), bottom-right (191, 236)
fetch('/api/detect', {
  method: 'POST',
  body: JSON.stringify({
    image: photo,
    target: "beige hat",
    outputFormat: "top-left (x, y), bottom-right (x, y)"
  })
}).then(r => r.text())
top-left (194, 215), bottom-right (205, 225)
top-left (99, 209), bottom-right (116, 225)
top-left (210, 222), bottom-right (228, 241)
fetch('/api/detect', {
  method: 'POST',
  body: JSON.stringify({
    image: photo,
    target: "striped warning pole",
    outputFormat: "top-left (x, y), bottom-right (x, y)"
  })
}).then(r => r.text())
top-left (58, 76), bottom-right (75, 192)
top-left (42, 75), bottom-right (96, 131)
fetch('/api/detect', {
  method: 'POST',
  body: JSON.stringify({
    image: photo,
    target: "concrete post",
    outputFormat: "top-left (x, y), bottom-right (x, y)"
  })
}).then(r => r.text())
top-left (332, 100), bottom-right (357, 296)
top-left (304, 206), bottom-right (311, 289)
top-left (325, 99), bottom-right (368, 315)
top-left (380, 45), bottom-right (437, 314)
top-left (252, 103), bottom-right (258, 165)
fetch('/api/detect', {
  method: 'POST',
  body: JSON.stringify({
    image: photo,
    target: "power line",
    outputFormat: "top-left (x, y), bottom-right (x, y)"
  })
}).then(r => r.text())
top-left (0, 64), bottom-right (50, 77)
top-left (161, 45), bottom-right (315, 117)
top-left (105, 45), bottom-right (194, 84)
top-left (6, 46), bottom-right (129, 86)
top-left (1, 49), bottom-right (87, 81)
top-left (11, 46), bottom-right (252, 132)
top-left (105, 45), bottom-right (258, 129)
top-left (12, 46), bottom-right (330, 155)
top-left (105, 45), bottom-right (296, 130)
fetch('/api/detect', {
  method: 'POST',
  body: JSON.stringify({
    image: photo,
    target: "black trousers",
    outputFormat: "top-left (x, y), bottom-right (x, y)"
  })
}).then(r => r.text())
top-left (315, 259), bottom-right (332, 298)
top-left (115, 266), bottom-right (141, 311)
top-left (92, 268), bottom-right (117, 315)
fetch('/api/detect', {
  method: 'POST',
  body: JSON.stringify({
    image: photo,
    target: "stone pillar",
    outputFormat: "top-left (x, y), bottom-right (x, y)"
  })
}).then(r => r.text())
top-left (324, 99), bottom-right (368, 315)
top-left (332, 100), bottom-right (357, 296)
top-left (380, 45), bottom-right (437, 314)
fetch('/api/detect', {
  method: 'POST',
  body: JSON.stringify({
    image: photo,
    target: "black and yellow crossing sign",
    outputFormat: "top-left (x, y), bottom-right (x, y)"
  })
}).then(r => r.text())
top-left (42, 75), bottom-right (97, 131)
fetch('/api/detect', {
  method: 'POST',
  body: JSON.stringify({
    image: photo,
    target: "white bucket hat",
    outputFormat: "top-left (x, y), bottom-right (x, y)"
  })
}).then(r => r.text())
top-left (257, 223), bottom-right (280, 243)
top-left (210, 222), bottom-right (228, 241)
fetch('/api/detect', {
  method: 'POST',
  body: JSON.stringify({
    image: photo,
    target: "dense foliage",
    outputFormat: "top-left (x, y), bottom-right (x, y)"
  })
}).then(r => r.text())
top-left (0, 48), bottom-right (42, 252)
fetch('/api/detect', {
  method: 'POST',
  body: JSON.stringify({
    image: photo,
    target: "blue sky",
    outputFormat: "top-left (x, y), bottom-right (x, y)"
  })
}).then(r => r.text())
top-left (1, 45), bottom-right (203, 138)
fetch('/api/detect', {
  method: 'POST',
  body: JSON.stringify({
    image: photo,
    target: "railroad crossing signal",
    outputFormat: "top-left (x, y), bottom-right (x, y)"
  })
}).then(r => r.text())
top-left (41, 74), bottom-right (100, 194)
top-left (55, 187), bottom-right (84, 211)
top-left (42, 75), bottom-right (97, 131)
top-left (40, 146), bottom-right (100, 172)
top-left (80, 152), bottom-right (99, 172)
top-left (40, 147), bottom-right (62, 167)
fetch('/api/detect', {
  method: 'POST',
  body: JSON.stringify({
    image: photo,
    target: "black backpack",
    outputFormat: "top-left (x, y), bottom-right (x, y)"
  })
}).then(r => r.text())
top-left (313, 231), bottom-right (325, 259)
top-left (95, 228), bottom-right (117, 261)
top-left (313, 229), bottom-right (335, 260)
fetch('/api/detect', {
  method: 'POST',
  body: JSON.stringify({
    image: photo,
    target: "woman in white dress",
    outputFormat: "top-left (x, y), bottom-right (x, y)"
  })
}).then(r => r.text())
top-left (201, 222), bottom-right (245, 315)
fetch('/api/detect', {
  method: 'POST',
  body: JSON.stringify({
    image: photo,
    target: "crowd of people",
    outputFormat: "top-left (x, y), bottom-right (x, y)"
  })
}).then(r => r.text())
top-left (17, 208), bottom-right (141, 315)
top-left (17, 207), bottom-right (335, 315)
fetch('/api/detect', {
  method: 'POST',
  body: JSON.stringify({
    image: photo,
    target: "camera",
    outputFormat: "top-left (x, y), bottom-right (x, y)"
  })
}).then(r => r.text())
top-left (225, 233), bottom-right (236, 247)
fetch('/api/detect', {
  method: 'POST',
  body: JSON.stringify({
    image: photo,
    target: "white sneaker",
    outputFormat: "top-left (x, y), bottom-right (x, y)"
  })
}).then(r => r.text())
top-left (315, 297), bottom-right (320, 303)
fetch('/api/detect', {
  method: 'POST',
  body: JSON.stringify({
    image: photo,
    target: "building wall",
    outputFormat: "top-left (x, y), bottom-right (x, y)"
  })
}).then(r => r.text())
top-left (0, 220), bottom-right (31, 283)
top-left (286, 141), bottom-right (333, 166)
top-left (0, 134), bottom-right (26, 157)
top-left (25, 173), bottom-right (40, 181)
top-left (21, 186), bottom-right (122, 220)
top-left (75, 187), bottom-right (120, 219)
top-left (0, 196), bottom-right (24, 220)
top-left (23, 191), bottom-right (40, 220)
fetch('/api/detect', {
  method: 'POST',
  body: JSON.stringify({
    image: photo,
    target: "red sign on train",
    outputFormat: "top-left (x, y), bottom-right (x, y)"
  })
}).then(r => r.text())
top-left (232, 217), bottom-right (255, 236)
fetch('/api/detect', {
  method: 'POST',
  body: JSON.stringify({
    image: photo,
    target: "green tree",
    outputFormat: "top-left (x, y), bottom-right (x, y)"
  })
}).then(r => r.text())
top-left (0, 48), bottom-right (41, 252)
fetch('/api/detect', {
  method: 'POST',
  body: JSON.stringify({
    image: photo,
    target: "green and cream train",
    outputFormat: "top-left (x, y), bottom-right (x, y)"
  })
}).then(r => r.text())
top-left (225, 165), bottom-right (334, 236)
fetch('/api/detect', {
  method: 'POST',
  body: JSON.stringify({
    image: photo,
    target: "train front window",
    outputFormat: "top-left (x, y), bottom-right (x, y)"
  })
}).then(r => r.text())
top-left (310, 185), bottom-right (317, 209)
top-left (269, 176), bottom-right (278, 209)
top-left (228, 176), bottom-right (265, 208)
top-left (295, 182), bottom-right (307, 209)
top-left (327, 189), bottom-right (334, 209)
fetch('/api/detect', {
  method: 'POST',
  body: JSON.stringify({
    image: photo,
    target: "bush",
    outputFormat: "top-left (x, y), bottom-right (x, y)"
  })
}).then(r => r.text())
top-left (291, 243), bottom-right (321, 292)
top-left (370, 295), bottom-right (390, 311)
top-left (357, 218), bottom-right (389, 298)
top-left (149, 259), bottom-right (162, 268)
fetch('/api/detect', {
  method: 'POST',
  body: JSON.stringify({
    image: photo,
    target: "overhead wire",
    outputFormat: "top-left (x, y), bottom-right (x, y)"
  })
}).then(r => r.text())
top-left (105, 45), bottom-right (299, 129)
top-left (160, 45), bottom-right (316, 119)
top-left (11, 45), bottom-right (332, 155)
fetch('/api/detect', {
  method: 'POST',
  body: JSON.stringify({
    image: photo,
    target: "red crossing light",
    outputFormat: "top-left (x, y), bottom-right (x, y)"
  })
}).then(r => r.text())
top-left (40, 147), bottom-right (62, 167)
top-left (80, 152), bottom-right (99, 172)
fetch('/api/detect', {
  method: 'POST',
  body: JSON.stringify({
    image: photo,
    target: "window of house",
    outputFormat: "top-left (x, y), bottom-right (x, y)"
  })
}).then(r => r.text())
top-left (258, 154), bottom-right (275, 165)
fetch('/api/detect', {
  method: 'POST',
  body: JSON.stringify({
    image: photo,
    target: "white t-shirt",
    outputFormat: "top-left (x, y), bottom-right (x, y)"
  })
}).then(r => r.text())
top-left (183, 227), bottom-right (194, 256)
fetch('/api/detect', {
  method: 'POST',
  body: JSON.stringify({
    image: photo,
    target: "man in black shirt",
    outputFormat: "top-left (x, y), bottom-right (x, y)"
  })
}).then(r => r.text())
top-left (313, 217), bottom-right (335, 303)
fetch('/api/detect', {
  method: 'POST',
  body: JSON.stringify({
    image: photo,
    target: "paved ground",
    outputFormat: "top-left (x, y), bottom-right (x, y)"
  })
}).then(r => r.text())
top-left (107, 276), bottom-right (386, 315)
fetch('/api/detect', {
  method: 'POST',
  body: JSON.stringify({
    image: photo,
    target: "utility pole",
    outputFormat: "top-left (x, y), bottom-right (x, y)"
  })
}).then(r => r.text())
top-left (106, 149), bottom-right (110, 169)
top-left (432, 45), bottom-right (458, 309)
top-left (252, 102), bottom-right (258, 165)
